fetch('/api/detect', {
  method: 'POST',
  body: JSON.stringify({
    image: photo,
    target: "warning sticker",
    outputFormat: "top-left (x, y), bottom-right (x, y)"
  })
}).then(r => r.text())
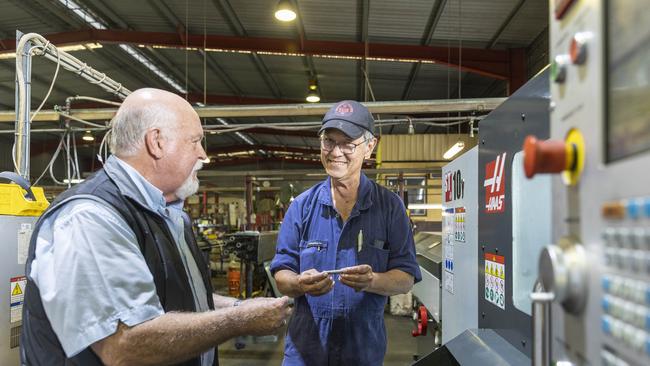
top-left (18, 223), bottom-right (33, 265)
top-left (454, 207), bottom-right (466, 242)
top-left (10, 276), bottom-right (26, 323)
top-left (484, 253), bottom-right (505, 309)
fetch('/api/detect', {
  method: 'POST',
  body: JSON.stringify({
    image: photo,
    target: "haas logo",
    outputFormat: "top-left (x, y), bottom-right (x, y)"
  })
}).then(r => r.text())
top-left (484, 153), bottom-right (506, 213)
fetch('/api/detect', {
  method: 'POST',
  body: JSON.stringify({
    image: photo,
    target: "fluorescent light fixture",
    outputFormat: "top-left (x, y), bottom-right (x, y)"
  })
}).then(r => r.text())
top-left (407, 203), bottom-right (442, 210)
top-left (59, 0), bottom-right (186, 94)
top-left (275, 0), bottom-right (297, 21)
top-left (63, 178), bottom-right (84, 184)
top-left (82, 131), bottom-right (94, 141)
top-left (443, 141), bottom-right (465, 160)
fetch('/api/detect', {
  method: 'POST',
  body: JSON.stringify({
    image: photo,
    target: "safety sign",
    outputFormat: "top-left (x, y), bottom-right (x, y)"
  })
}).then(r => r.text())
top-left (484, 253), bottom-right (505, 309)
top-left (10, 276), bottom-right (26, 323)
top-left (454, 207), bottom-right (466, 242)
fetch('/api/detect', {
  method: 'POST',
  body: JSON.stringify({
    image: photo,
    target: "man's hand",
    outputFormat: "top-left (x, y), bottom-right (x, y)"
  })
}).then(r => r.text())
top-left (339, 264), bottom-right (374, 292)
top-left (298, 269), bottom-right (334, 296)
top-left (242, 296), bottom-right (293, 336)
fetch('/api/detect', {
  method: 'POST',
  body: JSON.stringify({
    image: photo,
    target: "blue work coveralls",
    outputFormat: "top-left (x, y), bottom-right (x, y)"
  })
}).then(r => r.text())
top-left (271, 173), bottom-right (422, 366)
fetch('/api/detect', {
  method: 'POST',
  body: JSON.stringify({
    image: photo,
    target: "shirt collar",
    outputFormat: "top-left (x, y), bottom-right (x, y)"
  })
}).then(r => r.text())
top-left (317, 172), bottom-right (373, 211)
top-left (103, 155), bottom-right (169, 213)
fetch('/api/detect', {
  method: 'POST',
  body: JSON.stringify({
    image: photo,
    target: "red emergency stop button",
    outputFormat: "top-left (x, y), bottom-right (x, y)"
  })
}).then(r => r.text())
top-left (570, 32), bottom-right (591, 65)
top-left (523, 136), bottom-right (571, 179)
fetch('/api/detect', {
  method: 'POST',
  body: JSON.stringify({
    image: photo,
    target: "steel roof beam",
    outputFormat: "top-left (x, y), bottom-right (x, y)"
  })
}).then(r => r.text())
top-left (402, 0), bottom-right (448, 100)
top-left (487, 0), bottom-right (528, 49)
top-left (214, 0), bottom-right (283, 98)
top-left (293, 0), bottom-right (322, 100)
top-left (358, 0), bottom-right (369, 101)
top-left (0, 30), bottom-right (511, 80)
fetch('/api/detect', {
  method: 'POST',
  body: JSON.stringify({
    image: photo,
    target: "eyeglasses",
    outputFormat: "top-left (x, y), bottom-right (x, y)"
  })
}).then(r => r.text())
top-left (320, 136), bottom-right (368, 154)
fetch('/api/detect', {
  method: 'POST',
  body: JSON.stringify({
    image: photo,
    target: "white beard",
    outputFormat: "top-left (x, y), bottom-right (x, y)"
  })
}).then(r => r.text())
top-left (175, 160), bottom-right (203, 200)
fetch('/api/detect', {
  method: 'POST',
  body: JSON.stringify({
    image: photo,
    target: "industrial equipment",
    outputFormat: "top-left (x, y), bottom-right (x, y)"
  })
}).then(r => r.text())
top-left (441, 146), bottom-right (478, 345)
top-left (0, 172), bottom-right (48, 365)
top-left (525, 2), bottom-right (650, 365)
top-left (413, 67), bottom-right (551, 365)
top-left (411, 231), bottom-right (443, 353)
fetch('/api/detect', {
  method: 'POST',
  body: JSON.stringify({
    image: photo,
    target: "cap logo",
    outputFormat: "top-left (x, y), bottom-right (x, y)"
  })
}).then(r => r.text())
top-left (335, 102), bottom-right (353, 116)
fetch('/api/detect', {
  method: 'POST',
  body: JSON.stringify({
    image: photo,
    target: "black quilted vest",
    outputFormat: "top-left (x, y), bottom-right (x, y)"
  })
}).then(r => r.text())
top-left (20, 169), bottom-right (217, 366)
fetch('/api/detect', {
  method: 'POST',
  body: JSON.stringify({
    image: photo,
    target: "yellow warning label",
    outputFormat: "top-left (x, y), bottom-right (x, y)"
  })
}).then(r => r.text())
top-left (12, 283), bottom-right (22, 296)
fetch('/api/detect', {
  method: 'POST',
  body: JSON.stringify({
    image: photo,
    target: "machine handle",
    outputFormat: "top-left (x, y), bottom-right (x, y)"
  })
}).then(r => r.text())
top-left (531, 282), bottom-right (554, 366)
top-left (411, 305), bottom-right (428, 337)
top-left (0, 171), bottom-right (36, 201)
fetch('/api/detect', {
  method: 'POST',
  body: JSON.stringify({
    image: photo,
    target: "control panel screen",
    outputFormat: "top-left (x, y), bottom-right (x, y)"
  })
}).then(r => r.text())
top-left (606, 2), bottom-right (650, 162)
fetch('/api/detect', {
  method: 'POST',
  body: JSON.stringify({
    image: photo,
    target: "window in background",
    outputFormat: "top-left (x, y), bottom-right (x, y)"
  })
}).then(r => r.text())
top-left (385, 176), bottom-right (427, 216)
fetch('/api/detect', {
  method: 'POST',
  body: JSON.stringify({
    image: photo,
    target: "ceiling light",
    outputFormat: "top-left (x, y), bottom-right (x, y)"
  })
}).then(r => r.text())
top-left (407, 203), bottom-right (442, 210)
top-left (306, 89), bottom-right (320, 103)
top-left (443, 141), bottom-right (465, 160)
top-left (275, 0), bottom-right (297, 22)
top-left (82, 131), bottom-right (94, 141)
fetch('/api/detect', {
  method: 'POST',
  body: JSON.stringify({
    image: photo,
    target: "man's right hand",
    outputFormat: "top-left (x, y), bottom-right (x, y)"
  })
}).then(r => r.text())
top-left (297, 269), bottom-right (334, 296)
top-left (241, 296), bottom-right (293, 336)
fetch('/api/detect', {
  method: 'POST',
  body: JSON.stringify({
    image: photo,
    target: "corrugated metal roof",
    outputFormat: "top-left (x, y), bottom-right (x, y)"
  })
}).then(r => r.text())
top-left (0, 0), bottom-right (549, 170)
top-left (433, 0), bottom-right (519, 46)
top-left (368, 0), bottom-right (435, 44)
top-left (300, 0), bottom-right (359, 42)
top-left (497, 0), bottom-right (548, 47)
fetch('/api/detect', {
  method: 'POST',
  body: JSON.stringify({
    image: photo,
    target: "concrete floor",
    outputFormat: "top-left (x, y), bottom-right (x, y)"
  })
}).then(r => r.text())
top-left (213, 275), bottom-right (421, 365)
top-left (218, 314), bottom-right (419, 366)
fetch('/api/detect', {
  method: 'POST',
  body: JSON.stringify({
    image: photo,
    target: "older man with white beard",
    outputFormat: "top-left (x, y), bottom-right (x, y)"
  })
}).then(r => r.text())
top-left (21, 88), bottom-right (292, 366)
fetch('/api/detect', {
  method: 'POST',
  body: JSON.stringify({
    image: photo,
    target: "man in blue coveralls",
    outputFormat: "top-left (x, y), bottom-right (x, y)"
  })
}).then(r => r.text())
top-left (271, 100), bottom-right (422, 366)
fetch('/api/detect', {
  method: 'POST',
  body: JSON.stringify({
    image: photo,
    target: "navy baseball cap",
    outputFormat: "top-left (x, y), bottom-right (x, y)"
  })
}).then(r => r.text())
top-left (318, 100), bottom-right (375, 139)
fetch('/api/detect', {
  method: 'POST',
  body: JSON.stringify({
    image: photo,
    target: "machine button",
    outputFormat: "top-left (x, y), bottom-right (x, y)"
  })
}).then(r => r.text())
top-left (602, 297), bottom-right (611, 313)
top-left (631, 228), bottom-right (646, 249)
top-left (602, 201), bottom-right (626, 220)
top-left (602, 276), bottom-right (612, 293)
top-left (603, 227), bottom-right (617, 247)
top-left (618, 228), bottom-right (633, 248)
top-left (626, 199), bottom-right (641, 219)
top-left (569, 32), bottom-right (590, 65)
top-left (551, 54), bottom-right (569, 83)
top-left (602, 315), bottom-right (612, 335)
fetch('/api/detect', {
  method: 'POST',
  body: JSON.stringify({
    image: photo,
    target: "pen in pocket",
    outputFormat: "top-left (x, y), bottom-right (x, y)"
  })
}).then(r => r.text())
top-left (357, 230), bottom-right (363, 252)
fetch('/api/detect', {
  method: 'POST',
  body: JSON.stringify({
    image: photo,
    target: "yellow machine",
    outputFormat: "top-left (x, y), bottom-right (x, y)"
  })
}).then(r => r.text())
top-left (0, 172), bottom-right (48, 365)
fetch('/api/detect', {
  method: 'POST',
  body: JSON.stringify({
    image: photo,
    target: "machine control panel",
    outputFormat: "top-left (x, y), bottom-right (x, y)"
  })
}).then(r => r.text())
top-left (601, 196), bottom-right (650, 361)
top-left (546, 0), bottom-right (650, 364)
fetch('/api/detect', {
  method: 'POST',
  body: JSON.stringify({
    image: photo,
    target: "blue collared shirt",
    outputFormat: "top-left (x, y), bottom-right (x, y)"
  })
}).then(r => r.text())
top-left (30, 156), bottom-right (213, 365)
top-left (270, 173), bottom-right (421, 365)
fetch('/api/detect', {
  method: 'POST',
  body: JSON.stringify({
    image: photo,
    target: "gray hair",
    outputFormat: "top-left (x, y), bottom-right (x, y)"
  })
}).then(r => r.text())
top-left (363, 130), bottom-right (375, 144)
top-left (109, 102), bottom-right (176, 157)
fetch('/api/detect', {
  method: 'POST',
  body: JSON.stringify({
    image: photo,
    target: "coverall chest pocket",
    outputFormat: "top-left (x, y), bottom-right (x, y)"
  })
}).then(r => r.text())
top-left (299, 239), bottom-right (329, 273)
top-left (358, 240), bottom-right (389, 273)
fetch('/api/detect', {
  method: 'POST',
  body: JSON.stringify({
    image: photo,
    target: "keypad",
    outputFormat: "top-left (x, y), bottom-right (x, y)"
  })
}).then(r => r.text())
top-left (601, 196), bottom-right (650, 363)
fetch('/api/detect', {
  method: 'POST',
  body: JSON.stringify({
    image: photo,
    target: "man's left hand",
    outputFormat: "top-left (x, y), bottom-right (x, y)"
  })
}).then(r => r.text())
top-left (339, 264), bottom-right (374, 292)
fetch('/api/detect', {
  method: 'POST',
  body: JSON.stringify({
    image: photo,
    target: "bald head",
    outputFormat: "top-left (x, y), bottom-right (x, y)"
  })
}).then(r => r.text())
top-left (109, 88), bottom-right (198, 157)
